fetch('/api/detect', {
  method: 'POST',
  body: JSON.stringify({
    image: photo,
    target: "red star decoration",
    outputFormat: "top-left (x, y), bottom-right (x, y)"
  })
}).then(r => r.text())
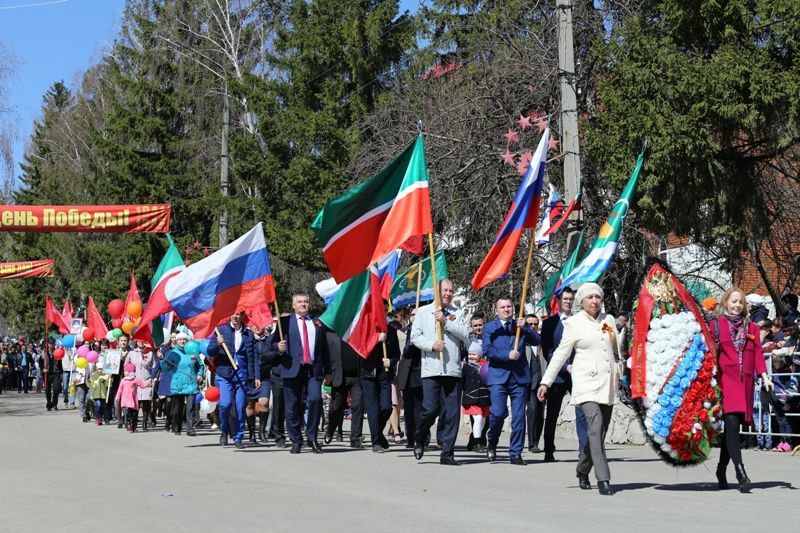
top-left (535, 118), bottom-right (548, 133)
top-left (193, 241), bottom-right (202, 249)
top-left (517, 160), bottom-right (529, 176)
top-left (520, 151), bottom-right (533, 165)
top-left (504, 128), bottom-right (519, 145)
top-left (501, 149), bottom-right (516, 166)
top-left (548, 138), bottom-right (560, 152)
top-left (202, 247), bottom-right (211, 256)
top-left (517, 114), bottom-right (532, 131)
top-left (184, 247), bottom-right (193, 257)
top-left (528, 110), bottom-right (539, 122)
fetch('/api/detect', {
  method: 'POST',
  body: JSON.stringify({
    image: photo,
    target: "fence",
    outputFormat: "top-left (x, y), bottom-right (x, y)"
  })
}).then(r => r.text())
top-left (739, 350), bottom-right (800, 444)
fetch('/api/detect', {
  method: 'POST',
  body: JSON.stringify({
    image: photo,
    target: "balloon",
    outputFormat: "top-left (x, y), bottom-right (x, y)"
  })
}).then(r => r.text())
top-left (86, 350), bottom-right (99, 364)
top-left (108, 299), bottom-right (125, 319)
top-left (127, 301), bottom-right (143, 318)
top-left (106, 330), bottom-right (116, 342)
top-left (133, 317), bottom-right (141, 326)
top-left (479, 361), bottom-right (489, 385)
top-left (82, 328), bottom-right (95, 342)
top-left (204, 386), bottom-right (220, 402)
top-left (111, 318), bottom-right (123, 329)
top-left (199, 399), bottom-right (217, 414)
top-left (112, 328), bottom-right (123, 339)
top-left (198, 339), bottom-right (210, 356)
top-left (77, 345), bottom-right (90, 357)
top-left (185, 340), bottom-right (200, 356)
top-left (61, 334), bottom-right (75, 349)
top-left (121, 321), bottom-right (135, 335)
top-left (75, 357), bottom-right (88, 369)
top-left (195, 392), bottom-right (204, 404)
top-left (53, 347), bottom-right (65, 360)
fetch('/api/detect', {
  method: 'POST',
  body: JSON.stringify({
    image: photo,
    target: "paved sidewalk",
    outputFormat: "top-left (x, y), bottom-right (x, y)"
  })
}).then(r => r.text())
top-left (1, 392), bottom-right (797, 533)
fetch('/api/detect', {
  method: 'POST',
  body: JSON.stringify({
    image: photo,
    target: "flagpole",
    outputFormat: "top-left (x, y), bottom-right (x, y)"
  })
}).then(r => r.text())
top-left (426, 233), bottom-right (444, 371)
top-left (44, 298), bottom-right (49, 391)
top-left (213, 327), bottom-right (239, 370)
top-left (273, 301), bottom-right (284, 342)
top-left (514, 230), bottom-right (536, 348)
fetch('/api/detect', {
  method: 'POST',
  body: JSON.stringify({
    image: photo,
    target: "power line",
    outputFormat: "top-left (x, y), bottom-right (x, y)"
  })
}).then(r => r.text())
top-left (0, 0), bottom-right (69, 10)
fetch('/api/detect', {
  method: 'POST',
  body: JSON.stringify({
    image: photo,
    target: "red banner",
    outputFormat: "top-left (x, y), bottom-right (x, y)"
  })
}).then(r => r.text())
top-left (0, 204), bottom-right (171, 233)
top-left (0, 259), bottom-right (54, 279)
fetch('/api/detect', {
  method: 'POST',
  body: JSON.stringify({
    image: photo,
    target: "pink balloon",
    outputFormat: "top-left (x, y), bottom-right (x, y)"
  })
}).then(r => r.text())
top-left (77, 345), bottom-right (90, 357)
top-left (86, 350), bottom-right (99, 364)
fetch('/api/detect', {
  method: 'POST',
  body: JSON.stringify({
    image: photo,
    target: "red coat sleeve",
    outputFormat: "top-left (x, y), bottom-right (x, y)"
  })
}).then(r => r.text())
top-left (751, 323), bottom-right (768, 375)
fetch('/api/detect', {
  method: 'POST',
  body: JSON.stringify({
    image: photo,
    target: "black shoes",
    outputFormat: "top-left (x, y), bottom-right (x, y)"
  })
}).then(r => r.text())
top-left (186, 430), bottom-right (196, 437)
top-left (598, 481), bottom-right (615, 496)
top-left (234, 440), bottom-right (244, 449)
top-left (509, 456), bottom-right (527, 466)
top-left (290, 445), bottom-right (301, 454)
top-left (440, 456), bottom-right (461, 466)
top-left (275, 438), bottom-right (287, 448)
top-left (486, 448), bottom-right (497, 463)
top-left (351, 441), bottom-right (364, 449)
top-left (413, 445), bottom-right (424, 460)
top-left (735, 463), bottom-right (751, 493)
top-left (308, 441), bottom-right (323, 454)
top-left (528, 446), bottom-right (542, 453)
top-left (716, 463), bottom-right (729, 490)
top-left (324, 433), bottom-right (333, 445)
top-left (466, 434), bottom-right (476, 451)
top-left (219, 434), bottom-right (228, 446)
top-left (577, 472), bottom-right (592, 490)
top-left (544, 453), bottom-right (556, 463)
top-left (372, 445), bottom-right (385, 454)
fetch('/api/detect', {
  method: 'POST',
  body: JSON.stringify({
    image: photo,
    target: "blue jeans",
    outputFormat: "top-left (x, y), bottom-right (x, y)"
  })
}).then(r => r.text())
top-left (62, 372), bottom-right (73, 404)
top-left (94, 399), bottom-right (106, 419)
top-left (218, 371), bottom-right (247, 441)
top-left (488, 377), bottom-right (528, 458)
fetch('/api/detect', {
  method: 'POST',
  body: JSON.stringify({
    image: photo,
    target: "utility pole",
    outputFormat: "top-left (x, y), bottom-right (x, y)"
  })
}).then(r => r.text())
top-left (557, 0), bottom-right (582, 251)
top-left (219, 93), bottom-right (230, 248)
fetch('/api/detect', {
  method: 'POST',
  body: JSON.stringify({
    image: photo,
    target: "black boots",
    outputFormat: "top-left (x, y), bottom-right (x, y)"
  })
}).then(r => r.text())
top-left (716, 463), bottom-right (729, 490)
top-left (734, 463), bottom-right (751, 493)
top-left (577, 472), bottom-right (592, 490)
top-left (597, 481), bottom-right (614, 496)
top-left (247, 415), bottom-right (257, 444)
top-left (466, 434), bottom-right (475, 451)
top-left (258, 413), bottom-right (268, 443)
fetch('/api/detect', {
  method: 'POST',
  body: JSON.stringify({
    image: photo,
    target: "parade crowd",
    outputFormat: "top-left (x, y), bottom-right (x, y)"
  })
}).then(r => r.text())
top-left (3, 286), bottom-right (798, 496)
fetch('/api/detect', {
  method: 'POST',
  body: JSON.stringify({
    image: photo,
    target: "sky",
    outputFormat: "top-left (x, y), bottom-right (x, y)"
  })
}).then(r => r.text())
top-left (0, 0), bottom-right (126, 185)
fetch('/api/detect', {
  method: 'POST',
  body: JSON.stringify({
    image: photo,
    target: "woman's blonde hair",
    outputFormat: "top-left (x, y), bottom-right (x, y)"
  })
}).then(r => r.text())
top-left (717, 287), bottom-right (747, 318)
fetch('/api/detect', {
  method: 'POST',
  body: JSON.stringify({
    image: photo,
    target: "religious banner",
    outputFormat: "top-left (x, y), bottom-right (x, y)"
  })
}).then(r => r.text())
top-left (0, 259), bottom-right (54, 279)
top-left (0, 204), bottom-right (171, 233)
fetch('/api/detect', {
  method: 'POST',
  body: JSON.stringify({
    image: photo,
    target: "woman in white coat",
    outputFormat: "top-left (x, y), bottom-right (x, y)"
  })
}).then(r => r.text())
top-left (537, 283), bottom-right (621, 496)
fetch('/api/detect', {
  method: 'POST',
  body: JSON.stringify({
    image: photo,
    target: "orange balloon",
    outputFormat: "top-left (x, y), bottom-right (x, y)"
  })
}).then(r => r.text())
top-left (133, 317), bottom-right (142, 327)
top-left (121, 320), bottom-right (135, 334)
top-left (127, 301), bottom-right (143, 319)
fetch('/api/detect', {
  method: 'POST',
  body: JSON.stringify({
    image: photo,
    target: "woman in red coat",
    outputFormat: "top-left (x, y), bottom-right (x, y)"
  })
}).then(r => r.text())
top-left (712, 287), bottom-right (773, 492)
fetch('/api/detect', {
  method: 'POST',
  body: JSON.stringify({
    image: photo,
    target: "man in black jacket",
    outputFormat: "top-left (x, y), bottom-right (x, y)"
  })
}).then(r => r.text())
top-left (397, 308), bottom-right (422, 449)
top-left (323, 327), bottom-right (364, 448)
top-left (360, 325), bottom-right (400, 453)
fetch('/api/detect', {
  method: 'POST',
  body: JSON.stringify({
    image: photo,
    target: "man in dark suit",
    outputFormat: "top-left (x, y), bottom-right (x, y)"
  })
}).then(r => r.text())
top-left (323, 327), bottom-right (364, 448)
top-left (483, 298), bottom-right (540, 465)
top-left (360, 326), bottom-right (399, 453)
top-left (271, 292), bottom-right (331, 454)
top-left (539, 287), bottom-right (588, 461)
top-left (525, 313), bottom-right (545, 452)
top-left (396, 308), bottom-right (422, 449)
top-left (208, 311), bottom-right (258, 449)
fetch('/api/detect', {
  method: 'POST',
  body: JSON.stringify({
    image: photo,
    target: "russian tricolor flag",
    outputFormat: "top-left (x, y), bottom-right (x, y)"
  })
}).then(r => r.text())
top-left (471, 127), bottom-right (550, 291)
top-left (165, 223), bottom-right (276, 338)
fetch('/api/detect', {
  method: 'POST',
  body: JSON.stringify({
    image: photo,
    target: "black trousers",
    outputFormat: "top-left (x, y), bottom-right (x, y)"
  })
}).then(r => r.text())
top-left (415, 376), bottom-right (461, 459)
top-left (45, 373), bottom-right (62, 408)
top-left (403, 386), bottom-right (423, 447)
top-left (361, 374), bottom-right (392, 447)
top-left (526, 386), bottom-right (544, 448)
top-left (543, 381), bottom-right (569, 454)
top-left (269, 374), bottom-right (285, 442)
top-left (327, 377), bottom-right (363, 444)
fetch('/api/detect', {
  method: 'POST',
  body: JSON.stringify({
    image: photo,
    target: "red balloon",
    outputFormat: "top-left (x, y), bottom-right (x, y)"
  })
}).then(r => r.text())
top-left (108, 299), bottom-right (125, 319)
top-left (204, 386), bottom-right (220, 403)
top-left (82, 328), bottom-right (95, 342)
top-left (53, 347), bottom-right (65, 360)
top-left (111, 318), bottom-right (123, 329)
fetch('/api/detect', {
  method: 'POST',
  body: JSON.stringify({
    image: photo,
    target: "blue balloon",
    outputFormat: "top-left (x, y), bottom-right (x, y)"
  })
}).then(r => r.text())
top-left (479, 362), bottom-right (489, 385)
top-left (185, 340), bottom-right (200, 356)
top-left (198, 339), bottom-right (210, 356)
top-left (62, 334), bottom-right (75, 349)
top-left (195, 392), bottom-right (203, 405)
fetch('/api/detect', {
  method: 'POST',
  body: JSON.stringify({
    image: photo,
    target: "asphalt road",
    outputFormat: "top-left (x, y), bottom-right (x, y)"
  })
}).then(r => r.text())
top-left (1, 392), bottom-right (796, 533)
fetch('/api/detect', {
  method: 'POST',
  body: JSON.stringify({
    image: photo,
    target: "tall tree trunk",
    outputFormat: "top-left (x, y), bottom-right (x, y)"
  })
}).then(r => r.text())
top-left (219, 93), bottom-right (230, 247)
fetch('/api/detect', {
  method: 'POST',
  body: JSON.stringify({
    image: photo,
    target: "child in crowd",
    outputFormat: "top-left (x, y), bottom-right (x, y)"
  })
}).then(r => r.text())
top-left (88, 365), bottom-right (110, 426)
top-left (115, 363), bottom-right (151, 433)
top-left (462, 341), bottom-right (490, 452)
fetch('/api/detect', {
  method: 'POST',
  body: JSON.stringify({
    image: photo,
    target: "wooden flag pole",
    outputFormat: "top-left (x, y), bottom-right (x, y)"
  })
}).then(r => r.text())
top-left (213, 327), bottom-right (239, 370)
top-left (514, 230), bottom-right (536, 349)
top-left (426, 233), bottom-right (445, 371)
top-left (273, 301), bottom-right (285, 342)
top-left (414, 258), bottom-right (423, 310)
top-left (44, 308), bottom-right (49, 391)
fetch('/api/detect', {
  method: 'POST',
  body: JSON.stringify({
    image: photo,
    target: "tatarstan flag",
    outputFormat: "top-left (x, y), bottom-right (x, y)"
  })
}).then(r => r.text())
top-left (321, 265), bottom-right (387, 358)
top-left (311, 135), bottom-right (434, 283)
top-left (132, 234), bottom-right (186, 347)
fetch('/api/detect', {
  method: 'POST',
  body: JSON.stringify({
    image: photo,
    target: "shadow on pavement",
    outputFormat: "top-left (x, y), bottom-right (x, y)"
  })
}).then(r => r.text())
top-left (654, 480), bottom-right (795, 491)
